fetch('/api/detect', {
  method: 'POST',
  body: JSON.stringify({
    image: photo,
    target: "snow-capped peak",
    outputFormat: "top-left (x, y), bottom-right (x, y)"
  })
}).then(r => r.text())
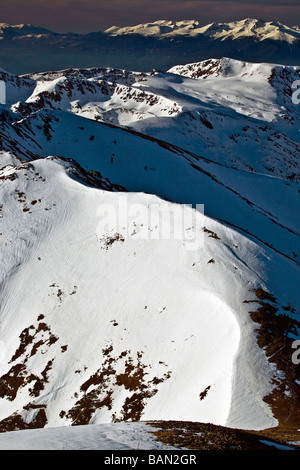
top-left (104, 20), bottom-right (201, 37)
top-left (212, 18), bottom-right (300, 43)
top-left (105, 18), bottom-right (300, 44)
top-left (0, 23), bottom-right (51, 36)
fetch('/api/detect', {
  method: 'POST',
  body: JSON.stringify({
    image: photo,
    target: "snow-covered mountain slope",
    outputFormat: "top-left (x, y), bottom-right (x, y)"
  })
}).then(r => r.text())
top-left (0, 156), bottom-right (299, 434)
top-left (0, 108), bottom-right (299, 262)
top-left (105, 18), bottom-right (300, 44)
top-left (0, 422), bottom-right (177, 450)
top-left (0, 58), bottom-right (299, 437)
top-left (0, 69), bottom-right (36, 105)
top-left (0, 420), bottom-right (298, 450)
top-left (16, 58), bottom-right (300, 182)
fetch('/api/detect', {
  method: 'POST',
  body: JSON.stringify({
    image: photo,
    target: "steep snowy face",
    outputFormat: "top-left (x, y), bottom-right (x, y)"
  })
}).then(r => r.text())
top-left (167, 57), bottom-right (300, 116)
top-left (0, 107), bottom-right (299, 263)
top-left (0, 159), bottom-right (238, 428)
top-left (0, 156), bottom-right (297, 432)
top-left (168, 57), bottom-right (277, 79)
top-left (0, 70), bottom-right (36, 105)
top-left (167, 57), bottom-right (300, 141)
top-left (168, 56), bottom-right (300, 88)
top-left (14, 73), bottom-right (181, 125)
top-left (15, 58), bottom-right (300, 182)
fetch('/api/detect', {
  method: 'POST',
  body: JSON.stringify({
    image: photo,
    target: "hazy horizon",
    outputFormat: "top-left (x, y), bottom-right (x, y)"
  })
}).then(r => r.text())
top-left (0, 16), bottom-right (299, 35)
top-left (0, 0), bottom-right (299, 34)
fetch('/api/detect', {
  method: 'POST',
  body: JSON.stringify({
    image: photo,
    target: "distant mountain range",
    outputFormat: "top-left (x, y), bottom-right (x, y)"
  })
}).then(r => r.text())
top-left (0, 18), bottom-right (300, 74)
top-left (105, 18), bottom-right (300, 42)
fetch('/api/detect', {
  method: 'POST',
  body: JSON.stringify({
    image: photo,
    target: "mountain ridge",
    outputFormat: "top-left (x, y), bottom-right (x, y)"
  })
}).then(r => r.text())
top-left (104, 18), bottom-right (300, 43)
top-left (0, 18), bottom-right (299, 41)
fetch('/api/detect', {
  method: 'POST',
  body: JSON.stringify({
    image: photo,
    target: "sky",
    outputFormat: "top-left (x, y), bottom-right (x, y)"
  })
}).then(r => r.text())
top-left (0, 0), bottom-right (299, 33)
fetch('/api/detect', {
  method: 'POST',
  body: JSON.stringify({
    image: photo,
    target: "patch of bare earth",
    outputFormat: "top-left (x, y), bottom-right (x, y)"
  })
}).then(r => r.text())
top-left (60, 345), bottom-right (172, 425)
top-left (147, 420), bottom-right (299, 450)
top-left (244, 288), bottom-right (300, 430)
top-left (0, 315), bottom-right (61, 432)
top-left (0, 408), bottom-right (47, 433)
